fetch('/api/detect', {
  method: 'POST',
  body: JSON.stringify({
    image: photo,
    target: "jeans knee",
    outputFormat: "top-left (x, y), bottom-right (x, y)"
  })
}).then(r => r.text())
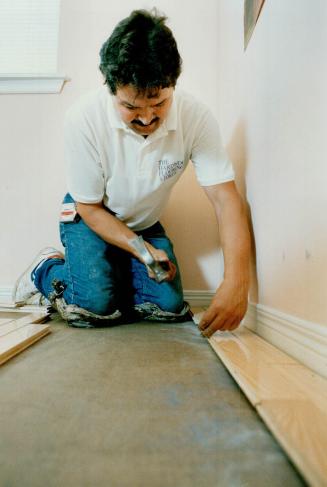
top-left (83, 300), bottom-right (113, 316)
top-left (69, 290), bottom-right (118, 316)
top-left (156, 291), bottom-right (184, 314)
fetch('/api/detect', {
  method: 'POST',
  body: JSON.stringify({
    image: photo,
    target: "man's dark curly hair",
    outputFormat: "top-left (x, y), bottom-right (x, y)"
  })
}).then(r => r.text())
top-left (99, 9), bottom-right (182, 96)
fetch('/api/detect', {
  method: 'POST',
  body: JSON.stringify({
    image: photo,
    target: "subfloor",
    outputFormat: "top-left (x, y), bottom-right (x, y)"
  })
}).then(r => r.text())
top-left (0, 314), bottom-right (306, 487)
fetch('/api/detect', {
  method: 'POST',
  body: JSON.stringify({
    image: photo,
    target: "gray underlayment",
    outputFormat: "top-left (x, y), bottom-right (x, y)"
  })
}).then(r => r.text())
top-left (0, 316), bottom-right (306, 487)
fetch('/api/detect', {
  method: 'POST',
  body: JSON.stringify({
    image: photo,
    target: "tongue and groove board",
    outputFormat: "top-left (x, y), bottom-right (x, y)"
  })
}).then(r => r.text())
top-left (192, 313), bottom-right (327, 487)
top-left (0, 312), bottom-right (50, 365)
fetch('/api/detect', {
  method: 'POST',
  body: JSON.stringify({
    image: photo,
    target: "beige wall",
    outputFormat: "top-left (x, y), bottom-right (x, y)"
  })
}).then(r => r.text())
top-left (217, 0), bottom-right (327, 324)
top-left (0, 0), bottom-right (223, 292)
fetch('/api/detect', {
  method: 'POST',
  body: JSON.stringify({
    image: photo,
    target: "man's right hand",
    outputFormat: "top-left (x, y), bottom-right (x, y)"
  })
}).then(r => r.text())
top-left (143, 242), bottom-right (176, 282)
top-left (76, 202), bottom-right (176, 282)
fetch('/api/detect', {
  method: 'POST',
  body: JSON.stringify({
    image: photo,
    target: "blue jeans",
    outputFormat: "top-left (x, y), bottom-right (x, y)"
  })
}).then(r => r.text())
top-left (34, 194), bottom-right (184, 316)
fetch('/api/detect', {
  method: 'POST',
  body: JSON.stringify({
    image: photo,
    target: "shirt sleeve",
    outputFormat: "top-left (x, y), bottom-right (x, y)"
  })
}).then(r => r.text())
top-left (190, 108), bottom-right (235, 186)
top-left (64, 109), bottom-right (105, 203)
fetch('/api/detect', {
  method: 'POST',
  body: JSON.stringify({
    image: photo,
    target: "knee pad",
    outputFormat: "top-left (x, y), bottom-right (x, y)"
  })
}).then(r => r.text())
top-left (51, 297), bottom-right (122, 327)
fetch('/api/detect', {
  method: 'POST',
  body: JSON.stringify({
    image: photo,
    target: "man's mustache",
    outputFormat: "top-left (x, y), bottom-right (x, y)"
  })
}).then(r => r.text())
top-left (132, 117), bottom-right (159, 126)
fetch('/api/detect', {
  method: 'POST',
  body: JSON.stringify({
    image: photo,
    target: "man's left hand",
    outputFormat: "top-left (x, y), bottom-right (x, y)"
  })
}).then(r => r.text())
top-left (199, 280), bottom-right (248, 337)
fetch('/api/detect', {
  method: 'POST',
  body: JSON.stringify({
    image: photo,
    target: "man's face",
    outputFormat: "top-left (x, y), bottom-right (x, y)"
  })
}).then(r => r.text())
top-left (114, 85), bottom-right (174, 136)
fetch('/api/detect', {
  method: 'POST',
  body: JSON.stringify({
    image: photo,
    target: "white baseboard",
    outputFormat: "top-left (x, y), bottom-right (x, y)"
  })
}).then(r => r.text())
top-left (244, 303), bottom-right (327, 379)
top-left (0, 286), bottom-right (13, 304)
top-left (183, 290), bottom-right (215, 307)
top-left (0, 286), bottom-right (48, 312)
top-left (0, 286), bottom-right (215, 309)
top-left (0, 286), bottom-right (215, 308)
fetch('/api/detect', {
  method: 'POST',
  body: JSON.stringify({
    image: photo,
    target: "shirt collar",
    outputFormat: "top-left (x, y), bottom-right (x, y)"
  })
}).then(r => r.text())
top-left (163, 93), bottom-right (177, 131)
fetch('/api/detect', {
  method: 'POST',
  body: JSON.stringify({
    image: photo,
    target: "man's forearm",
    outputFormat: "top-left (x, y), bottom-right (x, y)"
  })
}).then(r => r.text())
top-left (76, 202), bottom-right (139, 257)
top-left (217, 193), bottom-right (251, 289)
top-left (200, 182), bottom-right (251, 335)
top-left (75, 202), bottom-right (173, 276)
top-left (203, 182), bottom-right (251, 289)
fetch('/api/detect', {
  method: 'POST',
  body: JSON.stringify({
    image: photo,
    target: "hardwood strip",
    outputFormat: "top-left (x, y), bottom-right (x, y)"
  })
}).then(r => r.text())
top-left (0, 323), bottom-right (50, 365)
top-left (0, 304), bottom-right (48, 313)
top-left (257, 401), bottom-right (327, 487)
top-left (0, 318), bottom-right (12, 326)
top-left (13, 311), bottom-right (49, 324)
top-left (0, 312), bottom-right (48, 336)
top-left (0, 320), bottom-right (23, 337)
top-left (0, 311), bottom-right (50, 365)
top-left (208, 328), bottom-right (298, 405)
top-left (205, 325), bottom-right (327, 487)
top-left (0, 302), bottom-right (22, 308)
top-left (0, 311), bottom-right (48, 321)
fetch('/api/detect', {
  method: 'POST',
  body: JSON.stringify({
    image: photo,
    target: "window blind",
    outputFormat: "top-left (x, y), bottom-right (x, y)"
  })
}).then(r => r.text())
top-left (0, 0), bottom-right (60, 74)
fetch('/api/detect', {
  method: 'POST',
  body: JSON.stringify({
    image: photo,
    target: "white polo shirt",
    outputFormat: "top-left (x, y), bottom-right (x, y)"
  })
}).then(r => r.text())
top-left (64, 85), bottom-right (234, 231)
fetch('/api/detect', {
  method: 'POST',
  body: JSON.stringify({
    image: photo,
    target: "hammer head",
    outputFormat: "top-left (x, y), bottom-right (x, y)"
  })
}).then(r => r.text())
top-left (129, 236), bottom-right (170, 283)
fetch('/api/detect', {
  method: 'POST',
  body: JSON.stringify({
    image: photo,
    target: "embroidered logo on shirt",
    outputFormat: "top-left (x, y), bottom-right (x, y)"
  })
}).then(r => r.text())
top-left (158, 159), bottom-right (184, 181)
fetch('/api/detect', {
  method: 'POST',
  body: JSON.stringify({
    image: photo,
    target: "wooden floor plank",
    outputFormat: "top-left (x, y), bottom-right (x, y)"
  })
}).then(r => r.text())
top-left (276, 363), bottom-right (327, 411)
top-left (0, 303), bottom-right (22, 309)
top-left (0, 312), bottom-right (48, 336)
top-left (204, 324), bottom-right (327, 487)
top-left (0, 320), bottom-right (23, 337)
top-left (209, 328), bottom-right (299, 405)
top-left (0, 323), bottom-right (50, 365)
top-left (210, 327), bottom-right (297, 366)
top-left (0, 304), bottom-right (47, 312)
top-left (257, 401), bottom-right (327, 487)
top-left (0, 312), bottom-right (30, 320)
top-left (0, 318), bottom-right (12, 326)
top-left (0, 311), bottom-right (50, 365)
